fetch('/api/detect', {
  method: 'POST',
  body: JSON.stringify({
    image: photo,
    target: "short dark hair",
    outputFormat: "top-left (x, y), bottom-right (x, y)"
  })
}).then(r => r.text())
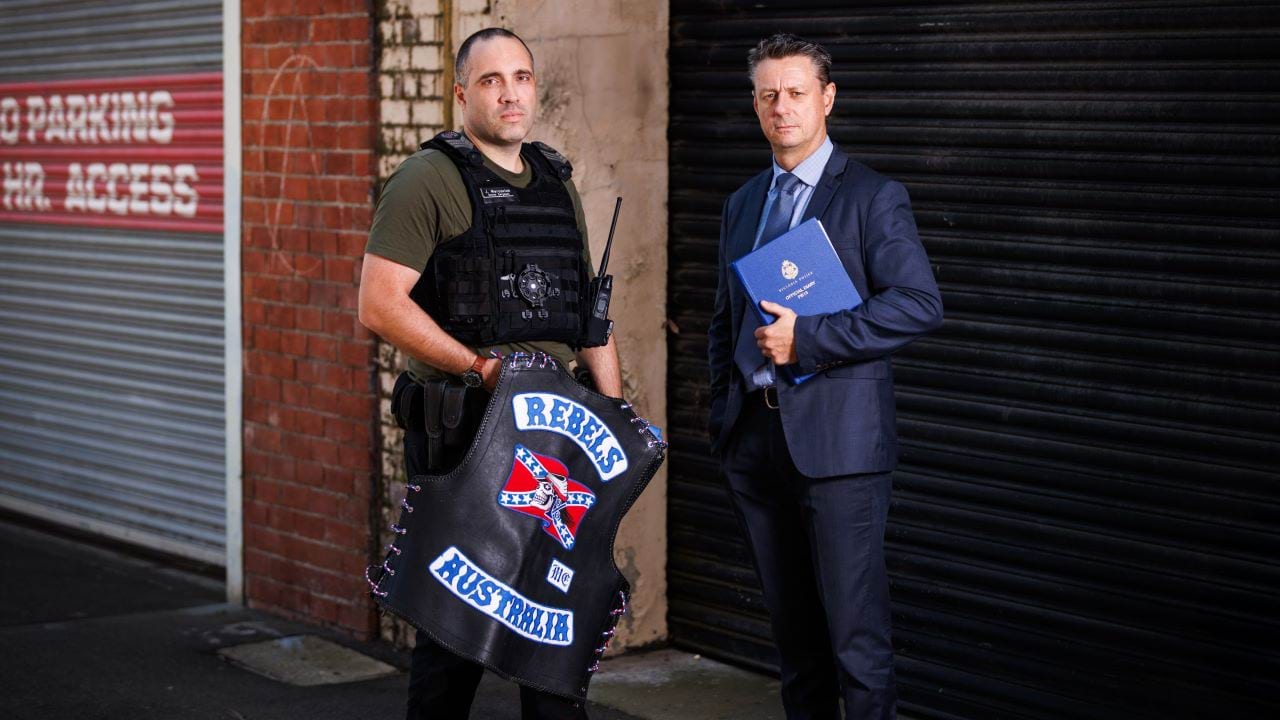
top-left (454, 27), bottom-right (534, 86)
top-left (747, 33), bottom-right (832, 86)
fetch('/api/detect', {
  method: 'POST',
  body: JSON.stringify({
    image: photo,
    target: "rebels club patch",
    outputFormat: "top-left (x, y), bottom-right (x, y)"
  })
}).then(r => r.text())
top-left (497, 444), bottom-right (597, 550)
top-left (512, 393), bottom-right (628, 481)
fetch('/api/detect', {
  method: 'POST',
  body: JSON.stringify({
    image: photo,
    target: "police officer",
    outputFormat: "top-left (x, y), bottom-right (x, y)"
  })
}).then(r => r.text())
top-left (359, 27), bottom-right (622, 720)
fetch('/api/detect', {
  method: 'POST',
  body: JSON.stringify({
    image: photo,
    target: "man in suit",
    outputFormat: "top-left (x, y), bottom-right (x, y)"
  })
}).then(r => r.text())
top-left (706, 33), bottom-right (944, 720)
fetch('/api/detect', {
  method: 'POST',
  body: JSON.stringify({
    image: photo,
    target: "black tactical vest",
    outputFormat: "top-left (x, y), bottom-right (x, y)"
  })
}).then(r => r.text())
top-left (367, 353), bottom-right (666, 700)
top-left (410, 131), bottom-right (590, 348)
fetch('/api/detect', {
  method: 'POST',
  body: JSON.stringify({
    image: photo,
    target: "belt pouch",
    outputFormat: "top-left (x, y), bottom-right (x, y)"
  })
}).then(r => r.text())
top-left (423, 380), bottom-right (445, 470)
top-left (441, 384), bottom-right (468, 449)
top-left (390, 372), bottom-right (415, 430)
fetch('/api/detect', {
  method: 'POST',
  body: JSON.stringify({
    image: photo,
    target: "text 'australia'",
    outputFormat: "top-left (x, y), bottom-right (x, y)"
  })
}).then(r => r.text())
top-left (430, 546), bottom-right (574, 647)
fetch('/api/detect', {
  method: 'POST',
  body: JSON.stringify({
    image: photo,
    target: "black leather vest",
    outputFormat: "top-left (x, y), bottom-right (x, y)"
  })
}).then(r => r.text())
top-left (410, 131), bottom-right (590, 348)
top-left (367, 353), bottom-right (667, 700)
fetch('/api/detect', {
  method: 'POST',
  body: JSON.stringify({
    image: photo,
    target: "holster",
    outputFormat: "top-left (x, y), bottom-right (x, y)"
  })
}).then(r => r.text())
top-left (391, 372), bottom-right (485, 472)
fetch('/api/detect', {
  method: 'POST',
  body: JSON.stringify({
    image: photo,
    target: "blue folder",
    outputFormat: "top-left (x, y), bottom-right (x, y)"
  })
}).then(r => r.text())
top-left (730, 218), bottom-right (861, 384)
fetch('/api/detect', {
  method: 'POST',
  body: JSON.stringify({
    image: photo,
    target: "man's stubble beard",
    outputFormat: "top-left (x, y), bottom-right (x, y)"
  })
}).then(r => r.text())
top-left (470, 105), bottom-right (535, 148)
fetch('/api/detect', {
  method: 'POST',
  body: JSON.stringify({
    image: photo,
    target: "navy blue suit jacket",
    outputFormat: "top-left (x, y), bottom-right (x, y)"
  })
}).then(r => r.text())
top-left (707, 146), bottom-right (943, 477)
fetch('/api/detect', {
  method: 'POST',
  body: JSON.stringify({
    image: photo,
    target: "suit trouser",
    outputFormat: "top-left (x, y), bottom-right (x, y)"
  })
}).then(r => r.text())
top-left (402, 424), bottom-right (587, 720)
top-left (722, 393), bottom-right (897, 720)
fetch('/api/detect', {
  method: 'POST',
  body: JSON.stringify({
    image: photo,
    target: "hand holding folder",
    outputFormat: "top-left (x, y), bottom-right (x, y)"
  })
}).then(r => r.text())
top-left (730, 218), bottom-right (862, 384)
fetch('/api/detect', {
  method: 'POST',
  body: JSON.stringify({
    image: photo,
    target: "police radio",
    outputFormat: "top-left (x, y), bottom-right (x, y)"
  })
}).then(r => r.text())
top-left (581, 196), bottom-right (621, 348)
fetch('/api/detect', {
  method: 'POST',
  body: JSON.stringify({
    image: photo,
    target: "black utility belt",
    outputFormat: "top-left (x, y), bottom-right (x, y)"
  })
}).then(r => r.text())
top-left (389, 365), bottom-right (600, 457)
top-left (391, 372), bottom-right (488, 472)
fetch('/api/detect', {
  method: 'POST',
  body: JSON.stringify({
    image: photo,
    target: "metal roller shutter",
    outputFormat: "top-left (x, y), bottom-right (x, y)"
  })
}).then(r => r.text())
top-left (0, 0), bottom-right (223, 81)
top-left (666, 2), bottom-right (1280, 717)
top-left (0, 1), bottom-right (226, 565)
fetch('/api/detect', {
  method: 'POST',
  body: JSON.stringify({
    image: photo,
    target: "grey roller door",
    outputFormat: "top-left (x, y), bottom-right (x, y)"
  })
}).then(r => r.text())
top-left (0, 0), bottom-right (222, 82)
top-left (0, 1), bottom-right (227, 564)
top-left (667, 2), bottom-right (1280, 718)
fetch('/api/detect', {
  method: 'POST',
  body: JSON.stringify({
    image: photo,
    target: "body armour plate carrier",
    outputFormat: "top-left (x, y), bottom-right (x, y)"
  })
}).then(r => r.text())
top-left (367, 353), bottom-right (667, 700)
top-left (410, 131), bottom-right (594, 348)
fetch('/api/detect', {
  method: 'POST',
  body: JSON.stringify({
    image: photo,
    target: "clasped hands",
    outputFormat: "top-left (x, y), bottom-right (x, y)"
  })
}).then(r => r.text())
top-left (754, 300), bottom-right (797, 365)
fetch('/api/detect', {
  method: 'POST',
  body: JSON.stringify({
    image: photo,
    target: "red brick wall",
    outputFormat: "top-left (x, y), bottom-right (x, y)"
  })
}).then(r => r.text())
top-left (240, 1), bottom-right (379, 638)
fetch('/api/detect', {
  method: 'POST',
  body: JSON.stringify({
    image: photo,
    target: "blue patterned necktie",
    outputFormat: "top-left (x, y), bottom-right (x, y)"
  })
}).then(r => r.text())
top-left (733, 172), bottom-right (803, 386)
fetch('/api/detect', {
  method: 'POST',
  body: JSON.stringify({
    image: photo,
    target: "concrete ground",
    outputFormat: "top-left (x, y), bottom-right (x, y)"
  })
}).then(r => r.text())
top-left (0, 514), bottom-right (787, 720)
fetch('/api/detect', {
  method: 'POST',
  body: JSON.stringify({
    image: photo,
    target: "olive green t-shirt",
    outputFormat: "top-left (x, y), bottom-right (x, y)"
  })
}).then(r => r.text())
top-left (365, 146), bottom-right (593, 381)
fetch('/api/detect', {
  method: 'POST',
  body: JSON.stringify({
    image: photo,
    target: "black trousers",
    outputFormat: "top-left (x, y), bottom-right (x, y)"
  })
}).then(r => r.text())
top-left (722, 394), bottom-right (897, 720)
top-left (402, 425), bottom-right (587, 720)
top-left (407, 629), bottom-right (586, 720)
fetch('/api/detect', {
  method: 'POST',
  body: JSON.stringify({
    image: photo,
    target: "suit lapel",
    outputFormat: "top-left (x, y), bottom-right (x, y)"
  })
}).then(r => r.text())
top-left (728, 170), bottom-right (771, 337)
top-left (730, 171), bottom-right (771, 263)
top-left (800, 146), bottom-right (847, 223)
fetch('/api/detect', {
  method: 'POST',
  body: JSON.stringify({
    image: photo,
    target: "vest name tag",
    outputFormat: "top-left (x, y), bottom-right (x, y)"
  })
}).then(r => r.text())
top-left (431, 546), bottom-right (575, 646)
top-left (512, 392), bottom-right (629, 481)
top-left (481, 186), bottom-right (517, 203)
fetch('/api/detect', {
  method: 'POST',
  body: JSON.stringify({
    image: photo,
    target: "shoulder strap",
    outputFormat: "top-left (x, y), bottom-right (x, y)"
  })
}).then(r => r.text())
top-left (420, 130), bottom-right (489, 228)
top-left (529, 141), bottom-right (573, 181)
top-left (423, 130), bottom-right (484, 167)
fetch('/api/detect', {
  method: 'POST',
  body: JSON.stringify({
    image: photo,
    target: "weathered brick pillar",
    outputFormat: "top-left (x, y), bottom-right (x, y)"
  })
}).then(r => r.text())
top-left (373, 0), bottom-right (450, 648)
top-left (239, 1), bottom-right (381, 638)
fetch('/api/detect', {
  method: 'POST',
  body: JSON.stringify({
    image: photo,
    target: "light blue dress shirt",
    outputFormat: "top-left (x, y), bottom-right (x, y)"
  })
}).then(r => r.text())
top-left (746, 135), bottom-right (834, 389)
top-left (753, 135), bottom-right (834, 249)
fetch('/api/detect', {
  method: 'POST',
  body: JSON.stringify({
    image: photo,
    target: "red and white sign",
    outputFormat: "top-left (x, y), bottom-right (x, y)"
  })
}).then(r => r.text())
top-left (0, 72), bottom-right (222, 234)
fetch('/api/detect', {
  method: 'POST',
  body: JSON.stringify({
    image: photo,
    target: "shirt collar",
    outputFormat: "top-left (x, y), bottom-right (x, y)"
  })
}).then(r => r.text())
top-left (770, 135), bottom-right (833, 192)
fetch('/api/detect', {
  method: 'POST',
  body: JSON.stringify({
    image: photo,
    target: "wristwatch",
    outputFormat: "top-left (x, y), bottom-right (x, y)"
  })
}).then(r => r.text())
top-left (460, 355), bottom-right (487, 388)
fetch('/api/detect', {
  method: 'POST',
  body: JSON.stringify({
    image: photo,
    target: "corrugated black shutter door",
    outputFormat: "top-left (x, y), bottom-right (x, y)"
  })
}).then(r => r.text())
top-left (666, 2), bottom-right (1280, 718)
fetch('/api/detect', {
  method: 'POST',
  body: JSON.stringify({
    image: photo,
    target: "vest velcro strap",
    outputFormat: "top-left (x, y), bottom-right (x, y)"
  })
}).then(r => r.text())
top-left (531, 140), bottom-right (573, 180)
top-left (449, 280), bottom-right (489, 294)
top-left (449, 303), bottom-right (491, 316)
top-left (492, 225), bottom-right (582, 242)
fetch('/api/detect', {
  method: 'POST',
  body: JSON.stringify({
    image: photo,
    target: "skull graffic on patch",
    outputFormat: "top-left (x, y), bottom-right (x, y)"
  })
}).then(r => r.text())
top-left (497, 444), bottom-right (596, 550)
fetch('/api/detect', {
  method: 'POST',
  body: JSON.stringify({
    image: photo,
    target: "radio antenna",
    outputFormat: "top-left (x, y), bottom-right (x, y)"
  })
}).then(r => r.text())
top-left (598, 196), bottom-right (622, 276)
